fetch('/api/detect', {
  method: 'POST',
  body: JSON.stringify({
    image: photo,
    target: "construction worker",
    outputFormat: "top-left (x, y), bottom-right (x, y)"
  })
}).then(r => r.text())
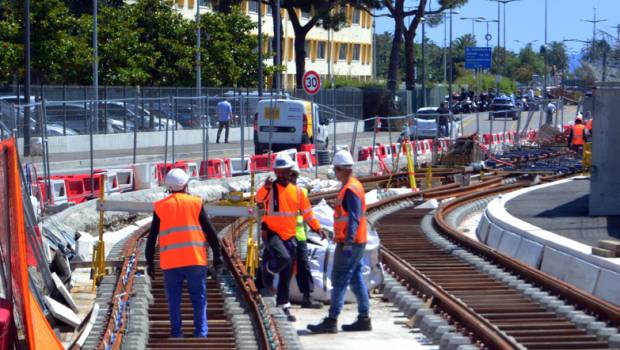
top-left (568, 117), bottom-right (587, 155)
top-left (586, 117), bottom-right (593, 135)
top-left (145, 168), bottom-right (223, 338)
top-left (256, 153), bottom-right (327, 321)
top-left (308, 150), bottom-right (371, 334)
top-left (289, 163), bottom-right (323, 309)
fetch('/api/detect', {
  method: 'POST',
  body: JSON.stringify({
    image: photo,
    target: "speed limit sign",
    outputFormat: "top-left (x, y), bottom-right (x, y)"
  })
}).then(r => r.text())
top-left (302, 70), bottom-right (321, 95)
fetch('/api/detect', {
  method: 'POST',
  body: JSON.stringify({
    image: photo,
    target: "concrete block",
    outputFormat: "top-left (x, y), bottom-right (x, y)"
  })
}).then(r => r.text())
top-left (497, 230), bottom-right (522, 257)
top-left (420, 315), bottom-right (447, 335)
top-left (413, 309), bottom-right (435, 328)
top-left (609, 334), bottom-right (620, 348)
top-left (476, 213), bottom-right (491, 243)
top-left (540, 246), bottom-right (570, 281)
top-left (593, 269), bottom-right (620, 306)
top-left (585, 321), bottom-right (607, 335)
top-left (446, 336), bottom-right (471, 350)
top-left (432, 325), bottom-right (455, 342)
top-left (514, 238), bottom-right (544, 268)
top-left (44, 296), bottom-right (81, 328)
top-left (486, 223), bottom-right (504, 249)
top-left (570, 314), bottom-right (596, 329)
top-left (596, 327), bottom-right (618, 340)
top-left (563, 257), bottom-right (601, 293)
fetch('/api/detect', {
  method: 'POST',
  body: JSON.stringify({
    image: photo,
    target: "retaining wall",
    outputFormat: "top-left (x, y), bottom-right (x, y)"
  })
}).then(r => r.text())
top-left (476, 178), bottom-right (620, 306)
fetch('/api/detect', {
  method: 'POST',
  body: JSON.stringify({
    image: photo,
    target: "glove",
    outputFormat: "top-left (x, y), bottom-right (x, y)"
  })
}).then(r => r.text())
top-left (146, 265), bottom-right (155, 280)
top-left (316, 228), bottom-right (328, 241)
top-left (342, 244), bottom-right (353, 258)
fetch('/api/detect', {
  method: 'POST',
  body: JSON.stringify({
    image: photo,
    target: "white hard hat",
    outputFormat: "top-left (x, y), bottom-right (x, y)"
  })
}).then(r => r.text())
top-left (291, 161), bottom-right (300, 174)
top-left (273, 153), bottom-right (295, 169)
top-left (165, 168), bottom-right (190, 191)
top-left (333, 150), bottom-right (354, 168)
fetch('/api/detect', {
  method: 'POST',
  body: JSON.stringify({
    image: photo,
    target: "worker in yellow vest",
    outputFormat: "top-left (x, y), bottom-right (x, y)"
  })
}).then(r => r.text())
top-left (256, 153), bottom-right (327, 321)
top-left (308, 150), bottom-right (371, 334)
top-left (289, 163), bottom-right (323, 309)
top-left (145, 168), bottom-right (222, 338)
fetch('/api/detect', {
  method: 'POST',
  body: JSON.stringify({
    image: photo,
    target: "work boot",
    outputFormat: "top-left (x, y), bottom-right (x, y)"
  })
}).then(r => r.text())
top-left (341, 316), bottom-right (372, 332)
top-left (301, 294), bottom-right (323, 309)
top-left (307, 317), bottom-right (338, 334)
top-left (282, 307), bottom-right (296, 322)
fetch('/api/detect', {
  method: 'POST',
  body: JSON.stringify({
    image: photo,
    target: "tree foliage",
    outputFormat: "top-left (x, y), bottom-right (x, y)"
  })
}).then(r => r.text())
top-left (0, 0), bottom-right (266, 87)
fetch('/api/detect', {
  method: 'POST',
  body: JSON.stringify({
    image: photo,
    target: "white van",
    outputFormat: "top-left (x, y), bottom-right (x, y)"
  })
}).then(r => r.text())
top-left (255, 99), bottom-right (329, 153)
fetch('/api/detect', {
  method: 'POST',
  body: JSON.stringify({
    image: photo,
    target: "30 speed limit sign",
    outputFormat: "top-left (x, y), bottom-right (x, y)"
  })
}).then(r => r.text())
top-left (302, 70), bottom-right (321, 95)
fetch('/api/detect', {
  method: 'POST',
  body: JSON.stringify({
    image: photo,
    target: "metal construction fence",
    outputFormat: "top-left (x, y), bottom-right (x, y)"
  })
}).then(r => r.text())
top-left (0, 85), bottom-right (364, 138)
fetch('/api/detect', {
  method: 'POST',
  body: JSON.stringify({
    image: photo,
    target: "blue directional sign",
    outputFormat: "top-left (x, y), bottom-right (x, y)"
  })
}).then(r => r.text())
top-left (465, 47), bottom-right (492, 69)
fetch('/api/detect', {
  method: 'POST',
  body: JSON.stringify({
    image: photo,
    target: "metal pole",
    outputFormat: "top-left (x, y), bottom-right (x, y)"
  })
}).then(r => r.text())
top-left (23, 0), bottom-right (31, 156)
top-left (133, 90), bottom-right (139, 164)
top-left (496, 0), bottom-right (501, 95)
top-left (421, 17), bottom-right (426, 107)
top-left (91, 0), bottom-right (98, 193)
top-left (443, 14), bottom-right (447, 82)
top-left (257, 0), bottom-right (263, 96)
top-left (476, 110), bottom-right (480, 134)
top-left (312, 96), bottom-right (318, 178)
top-left (172, 98), bottom-right (176, 163)
top-left (164, 96), bottom-right (171, 169)
top-left (543, 0), bottom-right (547, 99)
top-left (275, 0), bottom-right (281, 92)
top-left (369, 117), bottom-right (377, 175)
top-left (196, 0), bottom-right (202, 132)
top-left (448, 11), bottom-right (453, 110)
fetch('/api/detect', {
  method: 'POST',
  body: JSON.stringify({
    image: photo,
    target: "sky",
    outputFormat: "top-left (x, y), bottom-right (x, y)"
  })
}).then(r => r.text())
top-left (375, 0), bottom-right (620, 53)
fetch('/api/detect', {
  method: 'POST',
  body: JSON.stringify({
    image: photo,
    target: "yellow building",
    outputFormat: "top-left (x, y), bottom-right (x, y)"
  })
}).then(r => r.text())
top-left (173, 1), bottom-right (374, 89)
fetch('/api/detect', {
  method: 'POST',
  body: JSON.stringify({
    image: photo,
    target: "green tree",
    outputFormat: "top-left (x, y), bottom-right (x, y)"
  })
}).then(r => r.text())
top-left (0, 4), bottom-right (22, 84)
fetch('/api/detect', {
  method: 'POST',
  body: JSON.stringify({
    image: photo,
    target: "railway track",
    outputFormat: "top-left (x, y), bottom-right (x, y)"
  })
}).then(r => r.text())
top-left (372, 179), bottom-right (620, 349)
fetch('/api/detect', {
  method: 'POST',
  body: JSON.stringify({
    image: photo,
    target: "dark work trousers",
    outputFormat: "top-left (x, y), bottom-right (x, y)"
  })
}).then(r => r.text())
top-left (217, 120), bottom-right (230, 142)
top-left (295, 240), bottom-right (314, 296)
top-left (262, 230), bottom-right (297, 306)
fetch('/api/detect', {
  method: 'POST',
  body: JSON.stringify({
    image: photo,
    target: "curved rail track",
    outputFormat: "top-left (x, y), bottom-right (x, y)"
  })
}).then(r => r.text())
top-left (373, 178), bottom-right (620, 349)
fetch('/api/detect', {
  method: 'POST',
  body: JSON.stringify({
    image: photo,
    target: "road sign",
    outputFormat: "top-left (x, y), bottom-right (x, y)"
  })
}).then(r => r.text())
top-left (465, 47), bottom-right (492, 70)
top-left (485, 33), bottom-right (492, 41)
top-left (303, 70), bottom-right (321, 95)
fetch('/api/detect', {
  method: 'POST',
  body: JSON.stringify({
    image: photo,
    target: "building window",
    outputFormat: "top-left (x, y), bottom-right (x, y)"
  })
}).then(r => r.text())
top-left (301, 10), bottom-right (310, 19)
top-left (352, 44), bottom-right (360, 61)
top-left (339, 44), bottom-right (347, 61)
top-left (267, 37), bottom-right (273, 55)
top-left (198, 0), bottom-right (209, 8)
top-left (266, 4), bottom-right (272, 15)
top-left (352, 8), bottom-right (361, 25)
top-left (248, 1), bottom-right (258, 13)
top-left (317, 42), bottom-right (325, 59)
top-left (305, 41), bottom-right (310, 58)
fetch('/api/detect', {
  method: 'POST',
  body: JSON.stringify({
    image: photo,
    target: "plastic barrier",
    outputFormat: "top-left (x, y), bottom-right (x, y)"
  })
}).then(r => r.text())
top-left (155, 163), bottom-right (173, 184)
top-left (250, 153), bottom-right (273, 172)
top-left (229, 156), bottom-right (250, 176)
top-left (133, 163), bottom-right (158, 190)
top-left (58, 175), bottom-right (88, 204)
top-left (297, 152), bottom-right (312, 169)
top-left (48, 178), bottom-right (68, 205)
top-left (357, 146), bottom-right (372, 161)
top-left (105, 169), bottom-right (134, 192)
top-left (199, 159), bottom-right (224, 178)
top-left (300, 144), bottom-right (316, 165)
top-left (374, 144), bottom-right (387, 159)
top-left (221, 158), bottom-right (232, 177)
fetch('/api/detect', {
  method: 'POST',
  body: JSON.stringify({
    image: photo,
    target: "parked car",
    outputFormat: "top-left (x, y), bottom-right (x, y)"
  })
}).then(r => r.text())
top-left (99, 102), bottom-right (177, 131)
top-left (42, 103), bottom-right (134, 134)
top-left (400, 107), bottom-right (461, 140)
top-left (489, 97), bottom-right (520, 120)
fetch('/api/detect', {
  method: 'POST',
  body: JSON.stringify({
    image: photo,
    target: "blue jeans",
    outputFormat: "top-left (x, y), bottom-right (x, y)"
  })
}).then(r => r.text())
top-left (163, 265), bottom-right (208, 337)
top-left (328, 243), bottom-right (370, 319)
top-left (262, 231), bottom-right (297, 305)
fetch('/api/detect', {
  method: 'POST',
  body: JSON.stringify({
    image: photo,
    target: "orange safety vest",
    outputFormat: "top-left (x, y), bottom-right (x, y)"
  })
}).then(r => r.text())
top-left (334, 177), bottom-right (367, 244)
top-left (154, 192), bottom-right (207, 270)
top-left (572, 124), bottom-right (586, 146)
top-left (256, 182), bottom-right (321, 240)
top-left (586, 119), bottom-right (593, 131)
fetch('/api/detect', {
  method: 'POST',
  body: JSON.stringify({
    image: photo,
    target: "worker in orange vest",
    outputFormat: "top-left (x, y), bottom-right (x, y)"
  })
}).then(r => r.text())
top-left (145, 168), bottom-right (222, 338)
top-left (256, 153), bottom-right (327, 321)
top-left (568, 117), bottom-right (588, 154)
top-left (586, 117), bottom-right (593, 134)
top-left (308, 150), bottom-right (371, 334)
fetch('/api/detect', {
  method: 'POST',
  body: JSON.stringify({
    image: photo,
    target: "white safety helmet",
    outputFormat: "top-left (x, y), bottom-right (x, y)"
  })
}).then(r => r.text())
top-left (332, 150), bottom-right (354, 168)
top-left (165, 168), bottom-right (190, 192)
top-left (273, 153), bottom-right (296, 169)
top-left (291, 161), bottom-right (300, 175)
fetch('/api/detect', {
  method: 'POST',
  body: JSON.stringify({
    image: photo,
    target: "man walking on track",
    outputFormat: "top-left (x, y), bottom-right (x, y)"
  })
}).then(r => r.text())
top-left (216, 98), bottom-right (232, 143)
top-left (568, 117), bottom-right (587, 155)
top-left (256, 153), bottom-right (327, 321)
top-left (308, 150), bottom-right (371, 334)
top-left (145, 168), bottom-right (223, 338)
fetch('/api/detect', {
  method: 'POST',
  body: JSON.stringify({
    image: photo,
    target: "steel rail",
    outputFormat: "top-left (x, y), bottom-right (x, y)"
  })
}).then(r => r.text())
top-left (435, 184), bottom-right (620, 328)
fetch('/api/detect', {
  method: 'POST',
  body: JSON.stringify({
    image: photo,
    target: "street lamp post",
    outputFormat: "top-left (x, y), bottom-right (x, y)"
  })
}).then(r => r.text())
top-left (460, 16), bottom-right (487, 38)
top-left (476, 18), bottom-right (499, 48)
top-left (581, 7), bottom-right (607, 63)
top-left (496, 1), bottom-right (521, 77)
top-left (447, 10), bottom-right (460, 110)
top-left (257, 0), bottom-right (263, 96)
top-left (422, 16), bottom-right (426, 106)
top-left (24, 0), bottom-right (31, 155)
